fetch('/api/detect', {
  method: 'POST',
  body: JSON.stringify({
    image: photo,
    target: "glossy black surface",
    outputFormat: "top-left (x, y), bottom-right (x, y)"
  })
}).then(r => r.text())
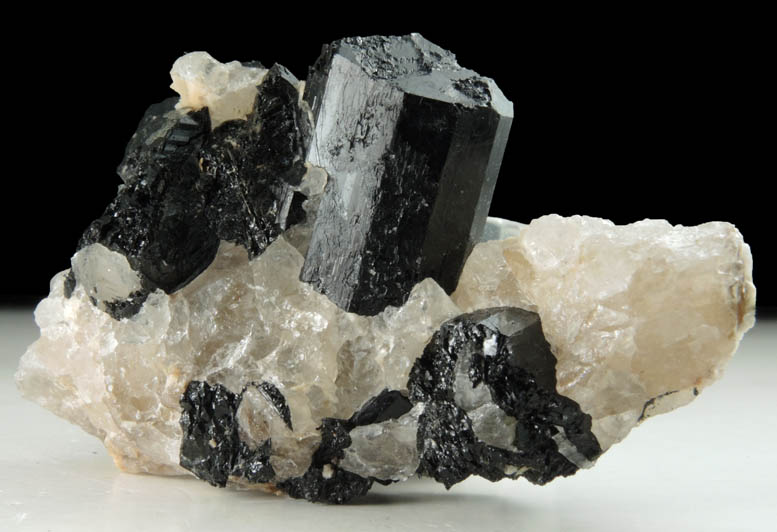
top-left (179, 308), bottom-right (601, 502)
top-left (180, 382), bottom-right (415, 503)
top-left (408, 307), bottom-right (602, 487)
top-left (179, 381), bottom-right (275, 487)
top-left (76, 65), bottom-right (311, 319)
top-left (299, 34), bottom-right (513, 315)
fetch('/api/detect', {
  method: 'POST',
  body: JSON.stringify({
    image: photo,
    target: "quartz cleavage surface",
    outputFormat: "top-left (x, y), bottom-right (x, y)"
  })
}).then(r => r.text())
top-left (16, 34), bottom-right (756, 504)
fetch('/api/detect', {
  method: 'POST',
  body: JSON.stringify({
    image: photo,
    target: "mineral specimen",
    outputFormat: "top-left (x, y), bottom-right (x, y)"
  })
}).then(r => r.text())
top-left (16, 35), bottom-right (756, 504)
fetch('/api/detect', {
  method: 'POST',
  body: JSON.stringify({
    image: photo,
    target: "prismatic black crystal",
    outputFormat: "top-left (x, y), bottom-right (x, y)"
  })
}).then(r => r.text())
top-left (299, 33), bottom-right (514, 315)
top-left (74, 64), bottom-right (311, 319)
top-left (68, 35), bottom-right (514, 320)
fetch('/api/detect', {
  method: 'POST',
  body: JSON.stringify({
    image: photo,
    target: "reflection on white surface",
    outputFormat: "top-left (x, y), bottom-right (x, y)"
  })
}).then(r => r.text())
top-left (1, 309), bottom-right (776, 532)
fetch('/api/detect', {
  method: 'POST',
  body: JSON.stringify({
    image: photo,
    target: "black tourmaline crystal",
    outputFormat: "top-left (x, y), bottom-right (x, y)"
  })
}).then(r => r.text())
top-left (409, 308), bottom-right (602, 487)
top-left (180, 382), bottom-right (414, 503)
top-left (179, 381), bottom-right (276, 487)
top-left (75, 64), bottom-right (311, 319)
top-left (299, 33), bottom-right (514, 315)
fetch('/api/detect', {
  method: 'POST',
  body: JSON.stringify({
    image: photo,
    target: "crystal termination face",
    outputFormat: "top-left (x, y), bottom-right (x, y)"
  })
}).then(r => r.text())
top-left (15, 35), bottom-right (756, 505)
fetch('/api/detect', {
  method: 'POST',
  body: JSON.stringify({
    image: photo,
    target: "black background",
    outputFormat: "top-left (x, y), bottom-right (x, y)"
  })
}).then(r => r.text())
top-left (2, 11), bottom-right (772, 312)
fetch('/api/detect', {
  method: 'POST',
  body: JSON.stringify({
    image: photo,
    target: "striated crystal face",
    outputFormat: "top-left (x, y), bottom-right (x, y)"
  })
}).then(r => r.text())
top-left (14, 35), bottom-right (756, 504)
top-left (300, 33), bottom-right (513, 315)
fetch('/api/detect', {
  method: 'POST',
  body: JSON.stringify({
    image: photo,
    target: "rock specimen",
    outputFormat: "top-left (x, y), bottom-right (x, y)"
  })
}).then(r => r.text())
top-left (16, 35), bottom-right (756, 504)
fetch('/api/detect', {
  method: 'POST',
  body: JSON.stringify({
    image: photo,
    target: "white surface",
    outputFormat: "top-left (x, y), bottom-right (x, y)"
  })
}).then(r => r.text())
top-left (1, 308), bottom-right (775, 532)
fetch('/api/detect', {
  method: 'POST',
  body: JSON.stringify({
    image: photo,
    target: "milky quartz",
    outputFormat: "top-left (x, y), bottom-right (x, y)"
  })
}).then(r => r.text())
top-left (17, 237), bottom-right (460, 476)
top-left (170, 52), bottom-right (267, 127)
top-left (71, 243), bottom-right (143, 307)
top-left (454, 215), bottom-right (756, 450)
top-left (340, 403), bottom-right (426, 482)
top-left (16, 214), bottom-right (755, 477)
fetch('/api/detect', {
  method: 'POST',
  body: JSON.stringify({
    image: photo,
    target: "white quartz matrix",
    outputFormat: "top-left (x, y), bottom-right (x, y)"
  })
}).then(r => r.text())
top-left (16, 214), bottom-right (755, 477)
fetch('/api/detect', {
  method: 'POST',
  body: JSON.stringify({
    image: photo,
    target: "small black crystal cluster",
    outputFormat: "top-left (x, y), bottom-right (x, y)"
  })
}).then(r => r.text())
top-left (409, 309), bottom-right (601, 488)
top-left (75, 65), bottom-right (308, 319)
top-left (67, 34), bottom-right (602, 503)
top-left (180, 308), bottom-right (602, 503)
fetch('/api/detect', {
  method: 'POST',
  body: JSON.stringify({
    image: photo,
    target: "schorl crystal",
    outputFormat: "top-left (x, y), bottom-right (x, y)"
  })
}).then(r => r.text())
top-left (180, 307), bottom-right (601, 502)
top-left (75, 63), bottom-right (311, 319)
top-left (300, 33), bottom-right (514, 315)
top-left (277, 389), bottom-right (417, 503)
top-left (181, 380), bottom-right (415, 503)
top-left (179, 381), bottom-right (275, 487)
top-left (408, 308), bottom-right (602, 488)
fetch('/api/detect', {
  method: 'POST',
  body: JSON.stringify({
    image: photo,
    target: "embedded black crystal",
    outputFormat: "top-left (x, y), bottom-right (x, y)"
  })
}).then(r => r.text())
top-left (415, 401), bottom-right (483, 488)
top-left (179, 380), bottom-right (417, 503)
top-left (276, 415), bottom-right (372, 504)
top-left (278, 465), bottom-right (372, 505)
top-left (63, 270), bottom-right (76, 299)
top-left (277, 389), bottom-right (413, 503)
top-left (299, 33), bottom-right (514, 315)
top-left (348, 389), bottom-right (413, 426)
top-left (198, 63), bottom-right (311, 256)
top-left (80, 105), bottom-right (217, 296)
top-left (179, 381), bottom-right (277, 487)
top-left (408, 307), bottom-right (602, 487)
top-left (102, 290), bottom-right (150, 320)
top-left (75, 64), bottom-right (312, 319)
top-left (179, 306), bottom-right (601, 501)
top-left (179, 381), bottom-right (244, 487)
top-left (245, 381), bottom-right (293, 430)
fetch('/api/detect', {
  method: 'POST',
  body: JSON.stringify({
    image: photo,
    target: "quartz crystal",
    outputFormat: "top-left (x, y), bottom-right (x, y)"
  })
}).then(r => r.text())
top-left (16, 35), bottom-right (756, 504)
top-left (170, 52), bottom-right (268, 127)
